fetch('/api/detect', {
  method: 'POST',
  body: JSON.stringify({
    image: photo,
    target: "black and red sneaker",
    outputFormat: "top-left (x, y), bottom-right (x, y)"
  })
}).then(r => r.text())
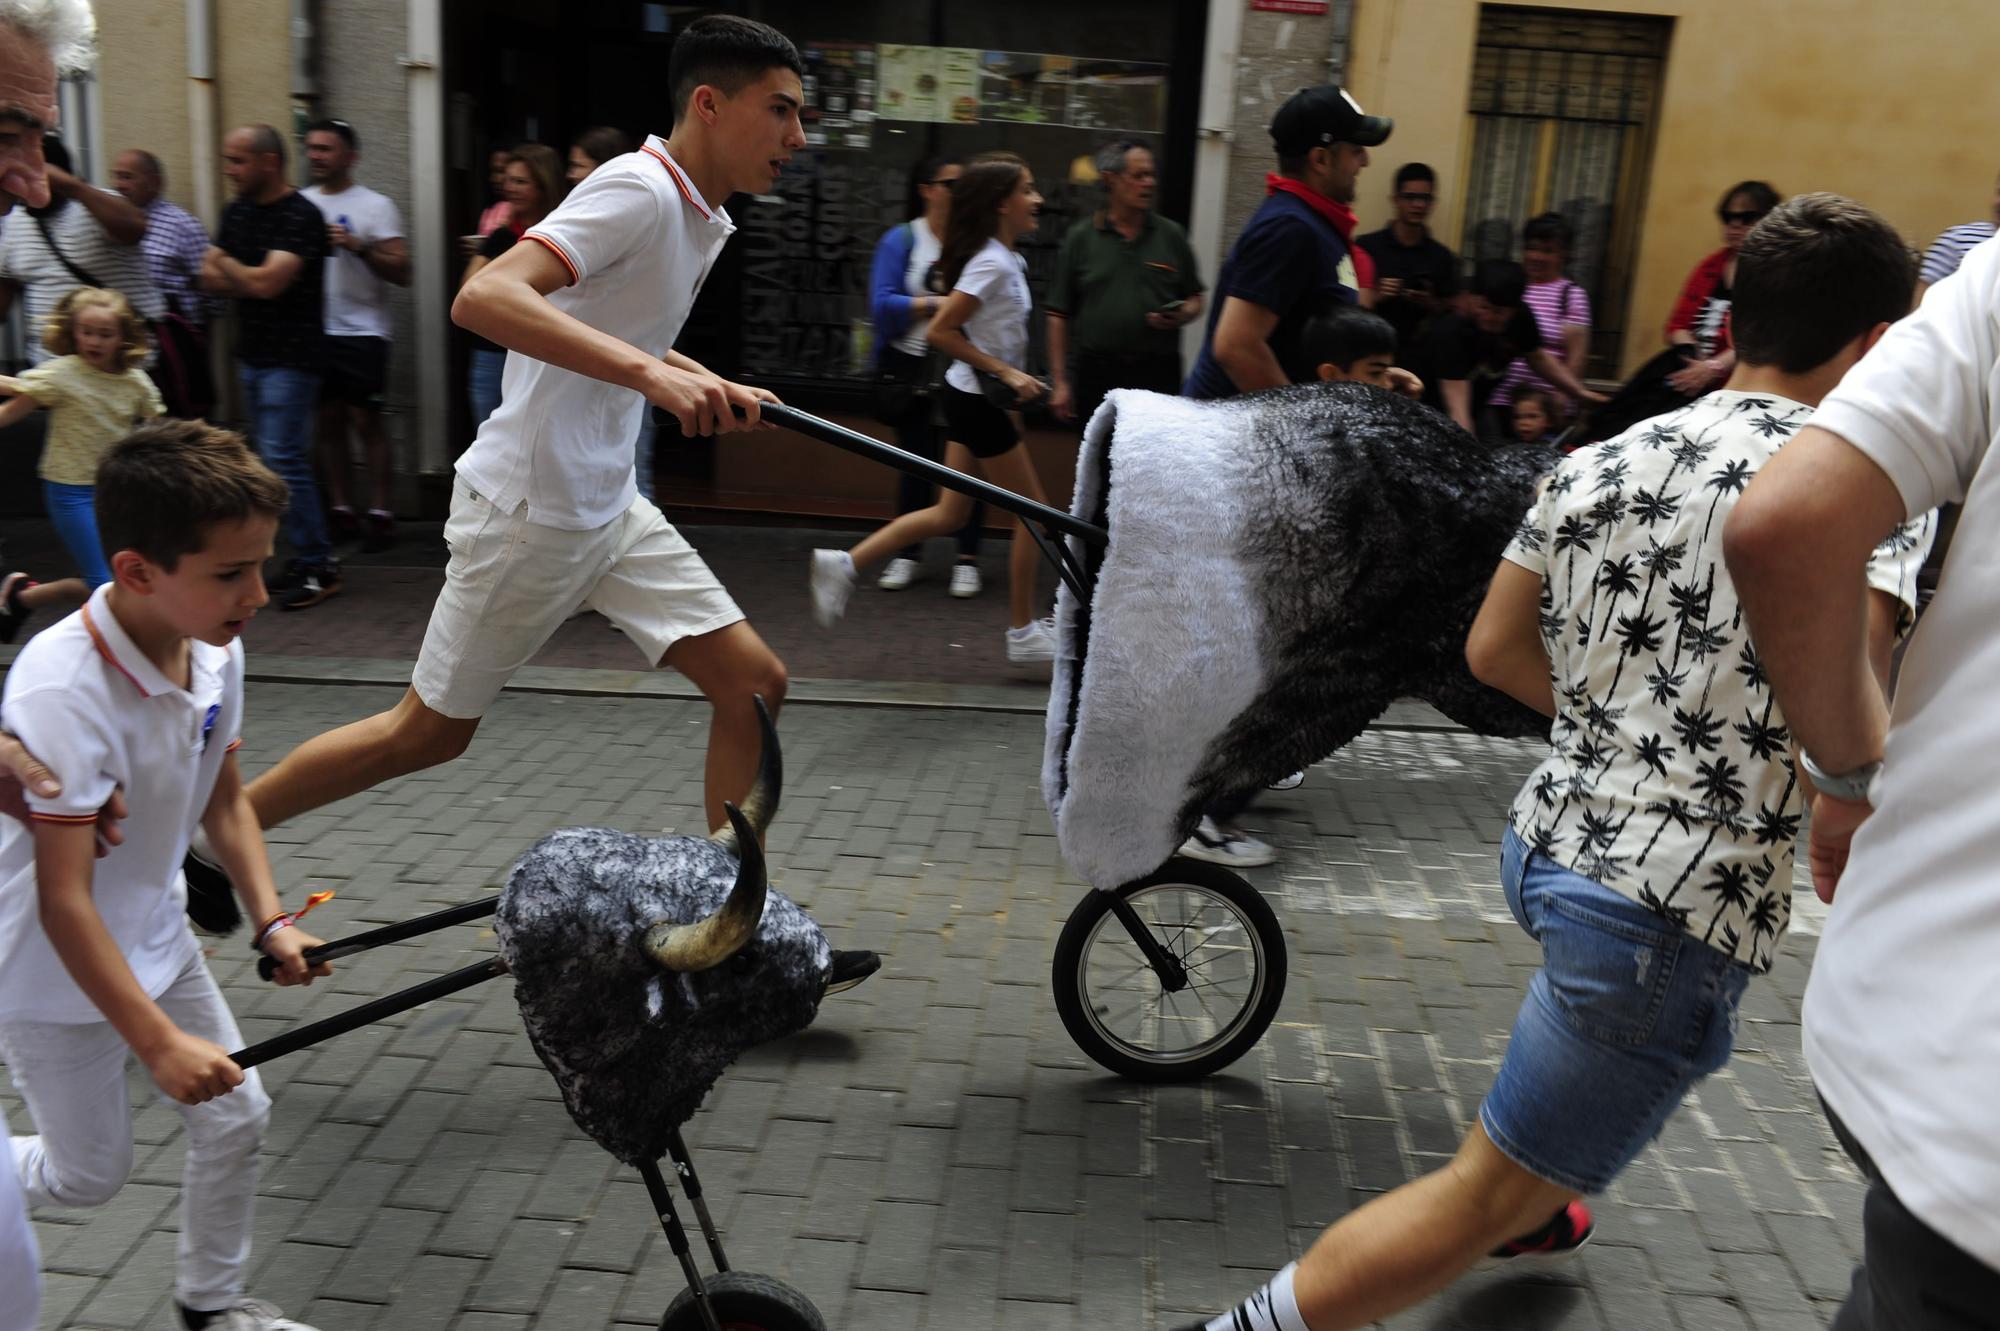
top-left (1481, 1200), bottom-right (1595, 1268)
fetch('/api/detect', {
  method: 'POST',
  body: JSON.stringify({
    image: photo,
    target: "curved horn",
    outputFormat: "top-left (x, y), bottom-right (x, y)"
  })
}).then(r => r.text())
top-left (644, 802), bottom-right (768, 972)
top-left (709, 693), bottom-right (782, 855)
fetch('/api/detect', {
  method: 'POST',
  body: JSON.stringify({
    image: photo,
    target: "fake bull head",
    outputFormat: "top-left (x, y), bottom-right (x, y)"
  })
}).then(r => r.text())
top-left (496, 698), bottom-right (831, 1166)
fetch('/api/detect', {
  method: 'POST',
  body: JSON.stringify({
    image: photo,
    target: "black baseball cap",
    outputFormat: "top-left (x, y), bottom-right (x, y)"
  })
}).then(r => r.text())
top-left (1270, 85), bottom-right (1393, 155)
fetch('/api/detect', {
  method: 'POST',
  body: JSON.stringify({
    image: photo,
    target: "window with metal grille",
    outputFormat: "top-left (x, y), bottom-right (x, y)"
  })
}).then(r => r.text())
top-left (1459, 5), bottom-right (1672, 377)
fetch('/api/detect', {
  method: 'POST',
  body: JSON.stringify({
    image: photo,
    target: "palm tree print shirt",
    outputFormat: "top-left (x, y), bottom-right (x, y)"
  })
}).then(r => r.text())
top-left (1501, 390), bottom-right (1933, 971)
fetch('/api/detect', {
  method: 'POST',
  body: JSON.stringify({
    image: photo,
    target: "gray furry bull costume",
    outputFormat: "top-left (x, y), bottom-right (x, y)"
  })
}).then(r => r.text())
top-left (495, 701), bottom-right (826, 1167)
top-left (1044, 382), bottom-right (1559, 887)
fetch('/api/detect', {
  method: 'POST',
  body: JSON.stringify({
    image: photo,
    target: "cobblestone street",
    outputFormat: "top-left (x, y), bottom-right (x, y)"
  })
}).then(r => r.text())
top-left (2, 682), bottom-right (1864, 1330)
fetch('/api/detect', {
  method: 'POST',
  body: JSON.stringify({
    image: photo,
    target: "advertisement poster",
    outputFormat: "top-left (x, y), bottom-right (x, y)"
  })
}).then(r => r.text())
top-left (879, 45), bottom-right (982, 124)
top-left (801, 41), bottom-right (878, 149)
top-left (977, 51), bottom-right (1073, 124)
top-left (1064, 58), bottom-right (1170, 133)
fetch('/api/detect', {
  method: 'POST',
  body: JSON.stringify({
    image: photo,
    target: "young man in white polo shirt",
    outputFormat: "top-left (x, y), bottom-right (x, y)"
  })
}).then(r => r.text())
top-left (1727, 209), bottom-right (2000, 1325)
top-left (175, 15), bottom-right (877, 990)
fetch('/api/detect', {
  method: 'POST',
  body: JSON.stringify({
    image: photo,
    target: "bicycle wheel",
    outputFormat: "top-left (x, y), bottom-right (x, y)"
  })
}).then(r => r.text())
top-left (1053, 856), bottom-right (1287, 1081)
top-left (659, 1270), bottom-right (828, 1331)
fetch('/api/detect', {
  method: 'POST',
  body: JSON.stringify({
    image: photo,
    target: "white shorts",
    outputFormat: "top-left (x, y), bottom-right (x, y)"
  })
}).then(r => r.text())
top-left (412, 478), bottom-right (743, 718)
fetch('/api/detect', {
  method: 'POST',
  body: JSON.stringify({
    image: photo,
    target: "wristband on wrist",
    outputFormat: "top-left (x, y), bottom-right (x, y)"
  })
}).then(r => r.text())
top-left (252, 913), bottom-right (296, 952)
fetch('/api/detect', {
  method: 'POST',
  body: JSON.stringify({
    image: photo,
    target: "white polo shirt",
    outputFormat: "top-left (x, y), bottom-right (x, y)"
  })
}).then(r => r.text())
top-left (1801, 234), bottom-right (2000, 1269)
top-left (0, 587), bottom-right (242, 1024)
top-left (456, 137), bottom-right (737, 530)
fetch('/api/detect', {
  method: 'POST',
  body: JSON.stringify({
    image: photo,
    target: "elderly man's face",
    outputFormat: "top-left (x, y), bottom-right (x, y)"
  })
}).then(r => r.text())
top-left (0, 24), bottom-right (61, 215)
top-left (112, 150), bottom-right (158, 207)
top-left (1106, 147), bottom-right (1157, 214)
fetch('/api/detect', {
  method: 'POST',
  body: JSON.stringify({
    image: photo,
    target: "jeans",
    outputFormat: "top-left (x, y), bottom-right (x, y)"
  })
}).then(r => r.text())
top-left (41, 481), bottom-right (110, 588)
top-left (0, 953), bottom-right (271, 1310)
top-left (239, 364), bottom-right (329, 565)
top-left (889, 392), bottom-right (983, 561)
top-left (1478, 827), bottom-right (1754, 1193)
top-left (468, 347), bottom-right (506, 434)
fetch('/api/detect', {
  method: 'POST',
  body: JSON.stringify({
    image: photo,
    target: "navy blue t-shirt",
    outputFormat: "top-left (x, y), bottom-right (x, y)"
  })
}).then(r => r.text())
top-left (1182, 191), bottom-right (1358, 400)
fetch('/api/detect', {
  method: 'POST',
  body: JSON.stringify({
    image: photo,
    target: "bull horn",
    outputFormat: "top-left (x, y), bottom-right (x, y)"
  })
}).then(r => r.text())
top-left (709, 694), bottom-right (782, 855)
top-left (644, 802), bottom-right (768, 972)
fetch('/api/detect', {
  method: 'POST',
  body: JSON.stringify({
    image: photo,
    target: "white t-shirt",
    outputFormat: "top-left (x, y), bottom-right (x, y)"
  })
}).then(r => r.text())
top-left (456, 137), bottom-right (735, 530)
top-left (944, 237), bottom-right (1031, 396)
top-left (892, 217), bottom-right (942, 357)
top-left (1801, 234), bottom-right (2000, 1269)
top-left (0, 587), bottom-right (241, 1024)
top-left (0, 192), bottom-right (165, 364)
top-left (301, 181), bottom-right (404, 340)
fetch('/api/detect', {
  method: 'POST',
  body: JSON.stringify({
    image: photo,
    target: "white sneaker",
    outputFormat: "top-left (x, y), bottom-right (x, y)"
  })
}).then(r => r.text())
top-left (878, 557), bottom-right (920, 591)
top-left (1178, 816), bottom-right (1278, 868)
top-left (1268, 770), bottom-right (1305, 791)
top-left (1005, 616), bottom-right (1056, 663)
top-left (810, 549), bottom-right (857, 627)
top-left (949, 563), bottom-right (983, 598)
top-left (204, 1297), bottom-right (321, 1330)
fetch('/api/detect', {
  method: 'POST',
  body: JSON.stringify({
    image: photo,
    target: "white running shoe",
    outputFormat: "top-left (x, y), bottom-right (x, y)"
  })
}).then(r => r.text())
top-left (1268, 770), bottom-right (1305, 791)
top-left (950, 563), bottom-right (983, 598)
top-left (203, 1298), bottom-right (321, 1330)
top-left (1178, 816), bottom-right (1278, 868)
top-left (1006, 616), bottom-right (1057, 663)
top-left (878, 557), bottom-right (919, 591)
top-left (810, 549), bottom-right (857, 627)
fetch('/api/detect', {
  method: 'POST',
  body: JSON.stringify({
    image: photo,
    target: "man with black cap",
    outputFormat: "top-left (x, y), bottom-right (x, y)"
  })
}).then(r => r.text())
top-left (1182, 84), bottom-right (1390, 401)
top-left (1174, 84), bottom-right (1396, 872)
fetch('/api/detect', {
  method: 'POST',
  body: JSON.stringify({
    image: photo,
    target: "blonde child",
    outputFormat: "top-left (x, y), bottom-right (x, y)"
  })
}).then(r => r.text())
top-left (0, 287), bottom-right (165, 590)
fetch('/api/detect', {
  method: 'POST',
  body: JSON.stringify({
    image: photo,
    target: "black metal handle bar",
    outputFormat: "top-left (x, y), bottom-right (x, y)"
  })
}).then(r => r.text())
top-left (757, 402), bottom-right (1108, 550)
top-left (230, 957), bottom-right (509, 1070)
top-left (255, 895), bottom-right (500, 981)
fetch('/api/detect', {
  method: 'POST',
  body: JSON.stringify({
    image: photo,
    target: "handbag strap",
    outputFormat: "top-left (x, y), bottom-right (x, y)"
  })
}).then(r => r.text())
top-left (33, 210), bottom-right (107, 291)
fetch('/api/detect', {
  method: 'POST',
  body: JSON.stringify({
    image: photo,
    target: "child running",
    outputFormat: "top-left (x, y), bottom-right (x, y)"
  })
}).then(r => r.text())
top-left (810, 151), bottom-right (1060, 664)
top-left (0, 287), bottom-right (165, 591)
top-left (0, 420), bottom-right (333, 1331)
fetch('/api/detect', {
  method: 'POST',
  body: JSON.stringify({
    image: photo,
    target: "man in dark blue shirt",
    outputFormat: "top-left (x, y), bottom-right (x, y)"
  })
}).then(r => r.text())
top-left (1183, 85), bottom-right (1391, 401)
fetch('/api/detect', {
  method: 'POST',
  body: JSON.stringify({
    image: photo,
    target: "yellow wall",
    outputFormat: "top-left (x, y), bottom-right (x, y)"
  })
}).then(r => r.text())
top-left (1344, 0), bottom-right (2000, 376)
top-left (93, 0), bottom-right (296, 223)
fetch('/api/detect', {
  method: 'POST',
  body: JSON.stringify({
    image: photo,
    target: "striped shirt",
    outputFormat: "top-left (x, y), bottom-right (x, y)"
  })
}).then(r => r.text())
top-left (0, 192), bottom-right (165, 363)
top-left (1490, 276), bottom-right (1590, 409)
top-left (1919, 221), bottom-right (1996, 288)
top-left (139, 197), bottom-right (214, 325)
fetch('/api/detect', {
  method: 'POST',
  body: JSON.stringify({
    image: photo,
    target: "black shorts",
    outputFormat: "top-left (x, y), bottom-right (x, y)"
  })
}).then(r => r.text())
top-left (940, 384), bottom-right (1021, 459)
top-left (321, 335), bottom-right (390, 407)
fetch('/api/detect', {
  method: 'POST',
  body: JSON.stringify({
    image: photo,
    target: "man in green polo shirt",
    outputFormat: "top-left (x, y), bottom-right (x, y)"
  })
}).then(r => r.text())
top-left (1048, 139), bottom-right (1206, 428)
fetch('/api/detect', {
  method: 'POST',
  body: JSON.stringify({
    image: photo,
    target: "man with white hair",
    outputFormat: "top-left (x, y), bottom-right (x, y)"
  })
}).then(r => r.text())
top-left (0, 0), bottom-right (93, 1315)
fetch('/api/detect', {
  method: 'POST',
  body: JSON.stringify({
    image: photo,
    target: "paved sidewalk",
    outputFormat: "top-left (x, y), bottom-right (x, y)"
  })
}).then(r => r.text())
top-left (7, 684), bottom-right (1865, 1330)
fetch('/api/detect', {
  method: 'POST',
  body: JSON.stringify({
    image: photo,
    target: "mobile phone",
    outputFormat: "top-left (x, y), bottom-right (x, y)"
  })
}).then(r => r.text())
top-left (1155, 299), bottom-right (1184, 315)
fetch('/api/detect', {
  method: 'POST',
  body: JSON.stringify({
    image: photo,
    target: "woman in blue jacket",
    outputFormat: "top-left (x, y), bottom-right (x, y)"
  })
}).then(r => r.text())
top-left (868, 153), bottom-right (985, 597)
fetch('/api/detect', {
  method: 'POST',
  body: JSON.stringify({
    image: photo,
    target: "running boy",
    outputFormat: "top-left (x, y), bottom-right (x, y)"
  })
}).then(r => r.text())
top-left (1182, 194), bottom-right (1931, 1331)
top-left (0, 419), bottom-right (333, 1331)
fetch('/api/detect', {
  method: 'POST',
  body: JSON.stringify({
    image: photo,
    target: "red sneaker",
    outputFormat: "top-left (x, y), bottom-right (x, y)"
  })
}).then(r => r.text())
top-left (1481, 1200), bottom-right (1594, 1267)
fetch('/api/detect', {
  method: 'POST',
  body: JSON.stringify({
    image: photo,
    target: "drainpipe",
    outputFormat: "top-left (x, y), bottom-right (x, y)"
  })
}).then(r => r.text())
top-left (1185, 0), bottom-right (1245, 365)
top-left (186, 0), bottom-right (218, 223)
top-left (291, 0), bottom-right (317, 169)
top-left (1328, 0), bottom-right (1354, 85)
top-left (402, 0), bottom-right (449, 481)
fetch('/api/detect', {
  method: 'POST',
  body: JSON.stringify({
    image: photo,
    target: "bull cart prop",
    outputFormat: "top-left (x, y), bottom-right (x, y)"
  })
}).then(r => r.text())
top-left (760, 401), bottom-right (1292, 1082)
top-left (232, 703), bottom-right (832, 1331)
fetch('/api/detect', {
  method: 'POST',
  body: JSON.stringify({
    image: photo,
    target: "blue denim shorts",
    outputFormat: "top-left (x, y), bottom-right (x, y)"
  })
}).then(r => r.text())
top-left (1479, 828), bottom-right (1754, 1194)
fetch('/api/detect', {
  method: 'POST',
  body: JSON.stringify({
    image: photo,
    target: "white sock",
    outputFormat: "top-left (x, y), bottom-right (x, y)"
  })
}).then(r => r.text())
top-left (1203, 1262), bottom-right (1310, 1331)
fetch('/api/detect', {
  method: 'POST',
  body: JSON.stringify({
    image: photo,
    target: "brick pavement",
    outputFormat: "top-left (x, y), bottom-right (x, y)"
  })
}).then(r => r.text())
top-left (4, 684), bottom-right (1867, 1330)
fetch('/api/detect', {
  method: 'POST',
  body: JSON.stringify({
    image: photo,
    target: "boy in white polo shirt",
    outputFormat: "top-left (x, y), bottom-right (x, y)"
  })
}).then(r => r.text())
top-left (171, 18), bottom-right (881, 994)
top-left (0, 419), bottom-right (332, 1331)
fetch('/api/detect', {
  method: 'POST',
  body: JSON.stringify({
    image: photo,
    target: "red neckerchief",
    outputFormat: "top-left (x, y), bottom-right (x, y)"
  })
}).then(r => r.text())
top-left (1265, 174), bottom-right (1374, 289)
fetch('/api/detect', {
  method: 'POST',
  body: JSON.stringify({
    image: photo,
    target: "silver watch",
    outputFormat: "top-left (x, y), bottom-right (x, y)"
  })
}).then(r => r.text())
top-left (1799, 750), bottom-right (1881, 804)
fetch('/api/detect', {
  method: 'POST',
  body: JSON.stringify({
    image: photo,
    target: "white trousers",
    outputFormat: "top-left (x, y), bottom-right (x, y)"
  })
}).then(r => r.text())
top-left (0, 951), bottom-right (270, 1311)
top-left (0, 1102), bottom-right (35, 1331)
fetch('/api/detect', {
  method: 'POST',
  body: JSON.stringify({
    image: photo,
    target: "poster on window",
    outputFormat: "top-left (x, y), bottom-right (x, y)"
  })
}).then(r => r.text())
top-left (1063, 58), bottom-right (1170, 133)
top-left (977, 51), bottom-right (1073, 124)
top-left (879, 44), bottom-right (982, 124)
top-left (801, 41), bottom-right (879, 150)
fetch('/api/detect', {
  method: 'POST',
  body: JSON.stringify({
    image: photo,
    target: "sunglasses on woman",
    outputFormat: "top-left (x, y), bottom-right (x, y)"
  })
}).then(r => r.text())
top-left (1719, 209), bottom-right (1767, 225)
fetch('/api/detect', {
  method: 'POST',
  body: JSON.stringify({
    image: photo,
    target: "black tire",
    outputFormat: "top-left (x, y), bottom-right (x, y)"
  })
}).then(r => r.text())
top-left (1053, 856), bottom-right (1287, 1081)
top-left (659, 1270), bottom-right (827, 1331)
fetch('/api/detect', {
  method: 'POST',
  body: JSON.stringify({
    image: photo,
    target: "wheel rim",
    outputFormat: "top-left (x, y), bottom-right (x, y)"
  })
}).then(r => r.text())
top-left (1075, 880), bottom-right (1267, 1066)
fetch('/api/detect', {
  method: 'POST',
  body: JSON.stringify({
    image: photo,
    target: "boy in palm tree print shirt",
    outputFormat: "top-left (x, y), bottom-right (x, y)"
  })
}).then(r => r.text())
top-left (1500, 390), bottom-right (1928, 971)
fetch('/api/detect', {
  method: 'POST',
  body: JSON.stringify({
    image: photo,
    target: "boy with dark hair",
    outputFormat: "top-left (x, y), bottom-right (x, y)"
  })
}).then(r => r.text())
top-left (1179, 192), bottom-right (1932, 1331)
top-left (1416, 258), bottom-right (1600, 437)
top-left (1301, 307), bottom-right (1397, 388)
top-left (0, 419), bottom-right (335, 1331)
top-left (1356, 162), bottom-right (1458, 348)
top-left (172, 14), bottom-right (876, 993)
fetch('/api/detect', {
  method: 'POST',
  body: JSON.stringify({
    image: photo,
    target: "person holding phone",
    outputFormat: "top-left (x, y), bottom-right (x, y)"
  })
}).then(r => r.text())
top-left (1046, 139), bottom-right (1204, 430)
top-left (1356, 162), bottom-right (1459, 351)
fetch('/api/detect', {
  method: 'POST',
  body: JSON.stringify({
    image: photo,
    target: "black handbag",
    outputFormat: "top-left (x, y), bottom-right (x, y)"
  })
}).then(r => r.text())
top-left (872, 344), bottom-right (936, 426)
